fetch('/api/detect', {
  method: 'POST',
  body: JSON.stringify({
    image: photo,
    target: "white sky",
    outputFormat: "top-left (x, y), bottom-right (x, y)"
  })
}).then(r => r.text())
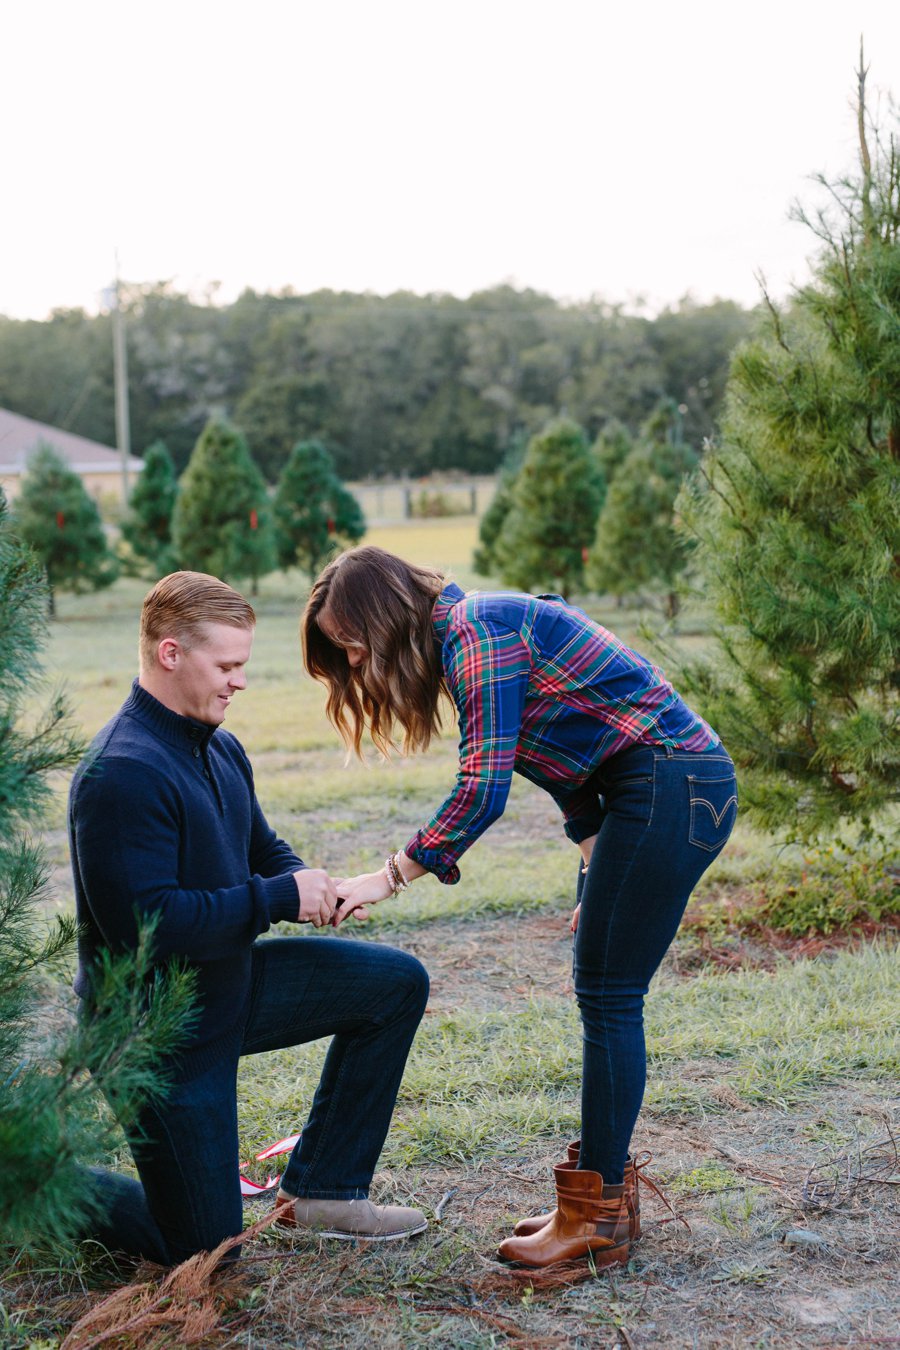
top-left (2, 0), bottom-right (898, 320)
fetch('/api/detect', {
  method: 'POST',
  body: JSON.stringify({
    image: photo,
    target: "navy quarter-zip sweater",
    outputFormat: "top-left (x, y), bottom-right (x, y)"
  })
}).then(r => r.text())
top-left (69, 681), bottom-right (304, 1078)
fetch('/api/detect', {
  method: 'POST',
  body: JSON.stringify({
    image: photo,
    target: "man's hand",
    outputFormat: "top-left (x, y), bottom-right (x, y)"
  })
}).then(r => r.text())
top-left (293, 868), bottom-right (339, 927)
top-left (332, 869), bottom-right (393, 927)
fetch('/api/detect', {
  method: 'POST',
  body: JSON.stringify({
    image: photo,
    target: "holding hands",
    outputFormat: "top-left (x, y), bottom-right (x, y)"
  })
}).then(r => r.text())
top-left (291, 864), bottom-right (391, 928)
top-left (293, 868), bottom-right (341, 927)
top-left (332, 869), bottom-right (395, 926)
top-left (293, 852), bottom-right (422, 928)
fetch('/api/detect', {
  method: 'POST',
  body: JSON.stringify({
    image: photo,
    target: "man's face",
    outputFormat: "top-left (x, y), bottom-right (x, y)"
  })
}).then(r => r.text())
top-left (167, 623), bottom-right (254, 725)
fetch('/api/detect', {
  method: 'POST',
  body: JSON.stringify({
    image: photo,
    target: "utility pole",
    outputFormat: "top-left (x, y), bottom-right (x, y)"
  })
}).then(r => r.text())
top-left (111, 254), bottom-right (131, 499)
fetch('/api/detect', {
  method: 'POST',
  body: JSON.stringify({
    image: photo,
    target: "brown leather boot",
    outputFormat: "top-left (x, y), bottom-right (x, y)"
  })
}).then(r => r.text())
top-left (498, 1163), bottom-right (631, 1268)
top-left (513, 1139), bottom-right (581, 1237)
top-left (514, 1148), bottom-right (646, 1240)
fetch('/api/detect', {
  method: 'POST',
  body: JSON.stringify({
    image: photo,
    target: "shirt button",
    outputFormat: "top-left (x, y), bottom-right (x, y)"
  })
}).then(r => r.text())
top-left (192, 746), bottom-right (200, 757)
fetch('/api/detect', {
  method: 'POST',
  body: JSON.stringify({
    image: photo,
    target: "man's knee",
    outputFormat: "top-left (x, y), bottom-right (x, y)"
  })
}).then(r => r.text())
top-left (396, 950), bottom-right (430, 1013)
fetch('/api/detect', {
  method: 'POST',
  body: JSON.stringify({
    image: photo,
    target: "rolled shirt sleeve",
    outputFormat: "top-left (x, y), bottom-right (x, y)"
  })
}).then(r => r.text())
top-left (405, 617), bottom-right (531, 883)
top-left (545, 780), bottom-right (605, 843)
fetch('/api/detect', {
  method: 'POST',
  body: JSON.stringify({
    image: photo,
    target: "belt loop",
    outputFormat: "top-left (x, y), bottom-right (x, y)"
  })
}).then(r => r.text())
top-left (664, 743), bottom-right (674, 759)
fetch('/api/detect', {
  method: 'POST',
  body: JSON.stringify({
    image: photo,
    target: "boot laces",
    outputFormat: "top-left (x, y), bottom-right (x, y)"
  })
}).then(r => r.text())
top-left (632, 1151), bottom-right (691, 1232)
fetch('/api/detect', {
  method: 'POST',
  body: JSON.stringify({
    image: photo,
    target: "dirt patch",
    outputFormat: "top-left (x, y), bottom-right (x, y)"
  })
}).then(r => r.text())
top-left (398, 910), bottom-right (576, 1013)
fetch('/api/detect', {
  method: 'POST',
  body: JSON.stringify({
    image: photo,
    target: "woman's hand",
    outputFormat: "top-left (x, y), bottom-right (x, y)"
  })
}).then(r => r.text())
top-left (571, 834), bottom-right (598, 934)
top-left (332, 869), bottom-right (393, 926)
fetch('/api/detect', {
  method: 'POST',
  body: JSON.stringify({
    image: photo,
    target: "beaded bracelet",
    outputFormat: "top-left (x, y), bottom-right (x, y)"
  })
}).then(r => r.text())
top-left (383, 858), bottom-right (400, 896)
top-left (384, 851), bottom-right (410, 896)
top-left (390, 852), bottom-right (410, 892)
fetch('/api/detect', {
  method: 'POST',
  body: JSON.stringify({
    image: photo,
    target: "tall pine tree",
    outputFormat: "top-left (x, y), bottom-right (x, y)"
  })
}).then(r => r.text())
top-left (12, 445), bottom-right (118, 617)
top-left (0, 489), bottom-right (193, 1252)
top-left (172, 418), bottom-right (275, 591)
top-left (675, 53), bottom-right (900, 841)
top-left (491, 419), bottom-right (604, 598)
top-left (122, 440), bottom-right (179, 577)
top-left (273, 440), bottom-right (365, 581)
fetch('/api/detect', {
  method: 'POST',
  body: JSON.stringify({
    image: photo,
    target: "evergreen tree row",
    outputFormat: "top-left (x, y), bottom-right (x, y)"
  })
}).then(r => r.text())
top-left (12, 422), bottom-right (366, 611)
top-left (475, 399), bottom-right (693, 609)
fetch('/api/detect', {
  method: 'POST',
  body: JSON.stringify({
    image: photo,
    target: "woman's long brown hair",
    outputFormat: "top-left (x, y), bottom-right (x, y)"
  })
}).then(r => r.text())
top-left (302, 546), bottom-right (448, 757)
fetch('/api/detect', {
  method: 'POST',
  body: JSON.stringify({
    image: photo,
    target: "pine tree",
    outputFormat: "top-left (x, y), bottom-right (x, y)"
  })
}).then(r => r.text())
top-left (472, 436), bottom-right (528, 577)
top-left (273, 440), bottom-right (366, 581)
top-left (674, 53), bottom-right (900, 841)
top-left (589, 400), bottom-right (698, 618)
top-left (0, 489), bottom-right (194, 1252)
top-left (122, 440), bottom-right (179, 576)
top-left (591, 419), bottom-right (634, 487)
top-left (172, 418), bottom-right (275, 591)
top-left (11, 445), bottom-right (118, 617)
top-left (491, 419), bottom-right (603, 598)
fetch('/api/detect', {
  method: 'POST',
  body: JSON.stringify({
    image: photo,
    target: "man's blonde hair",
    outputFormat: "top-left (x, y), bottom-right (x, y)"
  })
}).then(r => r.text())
top-left (139, 572), bottom-right (256, 670)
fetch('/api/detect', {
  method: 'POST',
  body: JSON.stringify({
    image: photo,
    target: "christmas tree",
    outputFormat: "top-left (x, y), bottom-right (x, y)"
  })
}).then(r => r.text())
top-left (172, 419), bottom-right (275, 591)
top-left (12, 445), bottom-right (118, 616)
top-left (491, 419), bottom-right (604, 598)
top-left (273, 440), bottom-right (365, 580)
top-left (675, 53), bottom-right (899, 840)
top-left (122, 440), bottom-right (179, 576)
top-left (589, 400), bottom-right (697, 618)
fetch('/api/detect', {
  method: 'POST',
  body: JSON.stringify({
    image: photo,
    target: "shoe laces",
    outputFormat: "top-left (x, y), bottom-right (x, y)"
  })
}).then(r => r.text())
top-left (632, 1151), bottom-right (691, 1232)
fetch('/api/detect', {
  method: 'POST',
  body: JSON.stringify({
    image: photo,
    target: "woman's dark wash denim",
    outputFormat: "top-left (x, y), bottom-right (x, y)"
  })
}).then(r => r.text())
top-left (574, 741), bottom-right (737, 1184)
top-left (84, 936), bottom-right (428, 1266)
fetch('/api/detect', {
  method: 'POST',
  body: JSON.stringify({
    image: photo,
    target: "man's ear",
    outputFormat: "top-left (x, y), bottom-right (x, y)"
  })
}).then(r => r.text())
top-left (157, 638), bottom-right (180, 671)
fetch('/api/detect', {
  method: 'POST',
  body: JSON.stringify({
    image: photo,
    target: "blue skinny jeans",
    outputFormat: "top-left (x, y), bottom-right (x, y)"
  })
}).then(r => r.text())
top-left (573, 741), bottom-right (737, 1184)
top-left (84, 935), bottom-right (429, 1265)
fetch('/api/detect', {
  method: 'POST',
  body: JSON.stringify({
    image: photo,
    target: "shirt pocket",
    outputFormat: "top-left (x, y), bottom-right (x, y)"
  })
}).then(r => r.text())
top-left (686, 773), bottom-right (738, 852)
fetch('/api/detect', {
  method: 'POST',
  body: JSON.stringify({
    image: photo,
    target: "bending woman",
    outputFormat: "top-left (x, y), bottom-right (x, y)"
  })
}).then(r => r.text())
top-left (302, 546), bottom-right (737, 1270)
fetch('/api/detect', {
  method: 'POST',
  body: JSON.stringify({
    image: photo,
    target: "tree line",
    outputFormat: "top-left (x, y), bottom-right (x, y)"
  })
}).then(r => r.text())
top-left (0, 288), bottom-right (757, 482)
top-left (11, 429), bottom-right (366, 613)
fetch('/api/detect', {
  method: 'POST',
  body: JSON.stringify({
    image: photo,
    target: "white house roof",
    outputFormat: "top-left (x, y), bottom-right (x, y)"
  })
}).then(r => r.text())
top-left (0, 407), bottom-right (143, 475)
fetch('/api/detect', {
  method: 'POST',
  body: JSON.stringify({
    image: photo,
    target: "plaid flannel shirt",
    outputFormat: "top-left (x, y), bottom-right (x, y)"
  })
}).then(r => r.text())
top-left (405, 584), bottom-right (718, 883)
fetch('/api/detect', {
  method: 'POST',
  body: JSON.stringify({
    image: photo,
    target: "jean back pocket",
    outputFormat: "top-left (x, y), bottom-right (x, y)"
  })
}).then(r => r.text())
top-left (687, 773), bottom-right (738, 852)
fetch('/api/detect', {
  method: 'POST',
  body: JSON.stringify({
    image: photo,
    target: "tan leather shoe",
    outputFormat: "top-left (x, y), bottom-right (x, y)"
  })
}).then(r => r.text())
top-left (514, 1147), bottom-right (646, 1240)
top-left (498, 1163), bottom-right (631, 1268)
top-left (275, 1190), bottom-right (427, 1242)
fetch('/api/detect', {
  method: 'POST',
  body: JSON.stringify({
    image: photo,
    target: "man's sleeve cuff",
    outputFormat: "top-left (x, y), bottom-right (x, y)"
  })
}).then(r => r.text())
top-left (259, 870), bottom-right (303, 924)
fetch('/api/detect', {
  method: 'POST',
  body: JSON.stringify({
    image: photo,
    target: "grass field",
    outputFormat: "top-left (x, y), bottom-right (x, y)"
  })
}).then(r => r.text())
top-left (4, 521), bottom-right (898, 1348)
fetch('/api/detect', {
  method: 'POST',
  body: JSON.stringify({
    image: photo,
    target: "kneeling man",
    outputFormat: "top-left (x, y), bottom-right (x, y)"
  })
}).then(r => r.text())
top-left (69, 571), bottom-right (428, 1265)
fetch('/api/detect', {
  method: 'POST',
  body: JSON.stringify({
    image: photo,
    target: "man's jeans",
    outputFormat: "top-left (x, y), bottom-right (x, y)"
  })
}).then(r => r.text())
top-left (574, 742), bottom-right (738, 1184)
top-left (85, 936), bottom-right (428, 1265)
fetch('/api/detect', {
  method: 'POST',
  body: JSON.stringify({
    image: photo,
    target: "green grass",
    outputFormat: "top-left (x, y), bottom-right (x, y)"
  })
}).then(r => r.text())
top-left (12, 527), bottom-right (899, 1348)
top-left (230, 941), bottom-right (899, 1181)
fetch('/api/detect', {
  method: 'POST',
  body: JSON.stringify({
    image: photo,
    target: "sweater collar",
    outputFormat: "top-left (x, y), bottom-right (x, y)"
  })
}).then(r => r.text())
top-left (431, 582), bottom-right (466, 646)
top-left (124, 679), bottom-right (218, 750)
